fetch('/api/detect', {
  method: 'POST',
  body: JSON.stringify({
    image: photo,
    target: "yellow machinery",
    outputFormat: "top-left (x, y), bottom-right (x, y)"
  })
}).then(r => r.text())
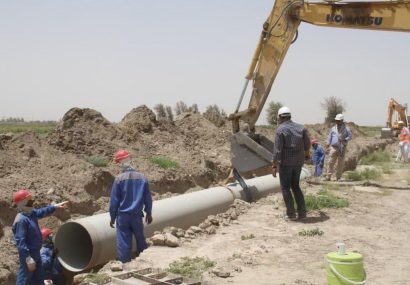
top-left (229, 0), bottom-right (410, 172)
top-left (381, 98), bottom-right (410, 138)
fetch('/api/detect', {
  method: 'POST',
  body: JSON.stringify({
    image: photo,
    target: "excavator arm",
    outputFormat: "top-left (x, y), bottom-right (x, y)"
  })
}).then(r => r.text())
top-left (230, 0), bottom-right (410, 173)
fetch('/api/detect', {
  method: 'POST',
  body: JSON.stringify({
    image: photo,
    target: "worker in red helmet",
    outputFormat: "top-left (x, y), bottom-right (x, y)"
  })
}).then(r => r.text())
top-left (12, 189), bottom-right (69, 285)
top-left (40, 228), bottom-right (64, 285)
top-left (109, 150), bottom-right (153, 263)
top-left (311, 139), bottom-right (325, 177)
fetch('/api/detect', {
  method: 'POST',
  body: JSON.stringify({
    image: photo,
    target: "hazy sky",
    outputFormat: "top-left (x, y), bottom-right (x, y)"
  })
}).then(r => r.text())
top-left (1, 0), bottom-right (409, 126)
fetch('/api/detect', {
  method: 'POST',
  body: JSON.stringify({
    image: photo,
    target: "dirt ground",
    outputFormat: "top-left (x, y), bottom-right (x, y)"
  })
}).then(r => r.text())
top-left (0, 105), bottom-right (401, 284)
top-left (139, 159), bottom-right (410, 284)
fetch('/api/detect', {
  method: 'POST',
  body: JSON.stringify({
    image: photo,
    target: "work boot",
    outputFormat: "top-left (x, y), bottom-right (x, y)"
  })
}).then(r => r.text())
top-left (298, 212), bottom-right (307, 220)
top-left (283, 214), bottom-right (297, 221)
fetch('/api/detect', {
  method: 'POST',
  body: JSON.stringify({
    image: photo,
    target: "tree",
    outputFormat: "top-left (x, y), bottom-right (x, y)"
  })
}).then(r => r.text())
top-left (154, 104), bottom-right (167, 120)
top-left (189, 104), bottom-right (199, 113)
top-left (165, 106), bottom-right (174, 121)
top-left (266, 101), bottom-right (283, 125)
top-left (174, 101), bottom-right (189, 115)
top-left (203, 104), bottom-right (226, 127)
top-left (321, 96), bottom-right (346, 123)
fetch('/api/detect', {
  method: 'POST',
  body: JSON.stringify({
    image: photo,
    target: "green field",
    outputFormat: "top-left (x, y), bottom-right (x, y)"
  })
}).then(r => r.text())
top-left (0, 123), bottom-right (57, 135)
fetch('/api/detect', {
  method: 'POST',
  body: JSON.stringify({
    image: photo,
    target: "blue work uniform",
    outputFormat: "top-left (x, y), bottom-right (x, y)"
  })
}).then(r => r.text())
top-left (12, 206), bottom-right (56, 285)
top-left (312, 144), bottom-right (326, 176)
top-left (109, 167), bottom-right (153, 263)
top-left (40, 243), bottom-right (63, 285)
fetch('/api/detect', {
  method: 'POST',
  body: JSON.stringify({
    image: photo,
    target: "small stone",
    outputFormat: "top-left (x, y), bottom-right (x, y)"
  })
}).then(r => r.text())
top-left (206, 225), bottom-right (217, 234)
top-left (212, 267), bottom-right (231, 278)
top-left (230, 212), bottom-right (238, 220)
top-left (190, 226), bottom-right (202, 233)
top-left (175, 230), bottom-right (185, 238)
top-left (164, 233), bottom-right (180, 247)
top-left (110, 261), bottom-right (123, 272)
top-left (47, 188), bottom-right (55, 195)
top-left (150, 234), bottom-right (166, 245)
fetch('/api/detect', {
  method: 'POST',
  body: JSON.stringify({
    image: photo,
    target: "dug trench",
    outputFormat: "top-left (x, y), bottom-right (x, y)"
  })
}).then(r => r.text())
top-left (0, 105), bottom-right (397, 284)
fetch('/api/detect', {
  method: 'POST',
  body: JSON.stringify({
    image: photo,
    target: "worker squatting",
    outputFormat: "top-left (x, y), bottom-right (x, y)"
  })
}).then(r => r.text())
top-left (326, 15), bottom-right (383, 26)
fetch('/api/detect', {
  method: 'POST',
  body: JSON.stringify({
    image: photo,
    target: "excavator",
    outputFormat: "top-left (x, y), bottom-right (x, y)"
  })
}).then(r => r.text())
top-left (228, 0), bottom-right (410, 173)
top-left (381, 98), bottom-right (410, 138)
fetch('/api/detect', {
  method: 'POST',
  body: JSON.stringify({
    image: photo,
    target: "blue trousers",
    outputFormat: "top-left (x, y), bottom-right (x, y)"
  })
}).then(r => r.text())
top-left (314, 163), bottom-right (324, 177)
top-left (116, 214), bottom-right (148, 263)
top-left (17, 250), bottom-right (44, 285)
top-left (278, 165), bottom-right (306, 217)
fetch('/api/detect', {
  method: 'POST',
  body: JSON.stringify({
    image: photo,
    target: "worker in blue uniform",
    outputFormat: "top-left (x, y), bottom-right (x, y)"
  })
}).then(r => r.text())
top-left (311, 139), bottom-right (326, 177)
top-left (40, 228), bottom-right (64, 285)
top-left (12, 189), bottom-right (69, 285)
top-left (109, 150), bottom-right (153, 263)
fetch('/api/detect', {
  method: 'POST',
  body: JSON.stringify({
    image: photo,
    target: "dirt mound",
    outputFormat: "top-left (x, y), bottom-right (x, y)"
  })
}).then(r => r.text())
top-left (48, 108), bottom-right (128, 156)
top-left (119, 105), bottom-right (159, 135)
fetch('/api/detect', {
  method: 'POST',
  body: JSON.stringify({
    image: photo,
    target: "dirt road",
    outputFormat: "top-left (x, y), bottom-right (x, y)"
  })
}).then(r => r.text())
top-left (140, 166), bottom-right (410, 285)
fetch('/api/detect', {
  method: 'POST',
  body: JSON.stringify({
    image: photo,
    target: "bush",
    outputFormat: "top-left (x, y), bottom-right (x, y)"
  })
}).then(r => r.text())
top-left (150, 156), bottom-right (179, 169)
top-left (167, 256), bottom-right (216, 279)
top-left (298, 228), bottom-right (324, 237)
top-left (305, 190), bottom-right (349, 212)
top-left (345, 168), bottom-right (380, 181)
top-left (241, 234), bottom-right (255, 240)
top-left (360, 151), bottom-right (390, 165)
top-left (85, 273), bottom-right (110, 285)
top-left (84, 155), bottom-right (109, 167)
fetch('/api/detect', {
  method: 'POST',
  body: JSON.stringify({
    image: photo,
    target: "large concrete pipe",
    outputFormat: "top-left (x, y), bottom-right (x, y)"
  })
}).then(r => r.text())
top-left (55, 170), bottom-right (309, 272)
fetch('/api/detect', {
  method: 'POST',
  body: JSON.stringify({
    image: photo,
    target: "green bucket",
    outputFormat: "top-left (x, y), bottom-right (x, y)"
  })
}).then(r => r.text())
top-left (325, 251), bottom-right (367, 285)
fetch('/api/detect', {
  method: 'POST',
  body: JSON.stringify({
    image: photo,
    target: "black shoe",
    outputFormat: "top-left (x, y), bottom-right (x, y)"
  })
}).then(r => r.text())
top-left (298, 213), bottom-right (307, 220)
top-left (283, 214), bottom-right (297, 221)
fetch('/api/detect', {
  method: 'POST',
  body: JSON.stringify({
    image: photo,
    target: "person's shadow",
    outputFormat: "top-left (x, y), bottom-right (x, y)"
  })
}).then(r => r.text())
top-left (299, 211), bottom-right (329, 224)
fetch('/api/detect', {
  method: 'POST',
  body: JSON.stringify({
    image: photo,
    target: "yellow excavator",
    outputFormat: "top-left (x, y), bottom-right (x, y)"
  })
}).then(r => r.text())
top-left (229, 0), bottom-right (410, 173)
top-left (381, 98), bottom-right (410, 138)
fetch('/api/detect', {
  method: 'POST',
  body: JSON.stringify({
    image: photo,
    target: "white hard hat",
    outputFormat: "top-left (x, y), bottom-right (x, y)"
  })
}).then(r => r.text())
top-left (335, 114), bottom-right (344, 121)
top-left (398, 120), bottom-right (404, 125)
top-left (278, 106), bottom-right (291, 117)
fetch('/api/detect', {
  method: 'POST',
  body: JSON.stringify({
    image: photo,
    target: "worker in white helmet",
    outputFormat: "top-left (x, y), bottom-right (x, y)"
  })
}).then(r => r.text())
top-left (272, 106), bottom-right (311, 221)
top-left (325, 114), bottom-right (352, 181)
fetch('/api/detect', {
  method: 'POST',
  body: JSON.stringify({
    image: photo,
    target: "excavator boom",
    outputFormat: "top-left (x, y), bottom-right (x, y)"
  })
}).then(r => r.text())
top-left (230, 0), bottom-right (410, 173)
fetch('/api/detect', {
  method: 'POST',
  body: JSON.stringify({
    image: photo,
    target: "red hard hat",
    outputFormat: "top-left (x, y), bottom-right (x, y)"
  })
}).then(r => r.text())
top-left (13, 189), bottom-right (32, 204)
top-left (311, 139), bottom-right (317, 145)
top-left (114, 149), bottom-right (130, 163)
top-left (40, 228), bottom-right (53, 240)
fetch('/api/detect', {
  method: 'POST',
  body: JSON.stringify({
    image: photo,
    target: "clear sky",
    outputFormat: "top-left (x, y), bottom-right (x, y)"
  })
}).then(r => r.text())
top-left (1, 0), bottom-right (409, 126)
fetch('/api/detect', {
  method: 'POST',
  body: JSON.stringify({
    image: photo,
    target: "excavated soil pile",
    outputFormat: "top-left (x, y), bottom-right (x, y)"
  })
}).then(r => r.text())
top-left (48, 107), bottom-right (129, 156)
top-left (0, 105), bottom-right (393, 284)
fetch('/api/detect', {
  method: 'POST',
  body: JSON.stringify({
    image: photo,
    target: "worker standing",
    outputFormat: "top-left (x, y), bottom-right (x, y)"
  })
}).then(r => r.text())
top-left (40, 228), bottom-right (64, 285)
top-left (397, 121), bottom-right (410, 162)
top-left (109, 150), bottom-right (153, 264)
top-left (311, 139), bottom-right (326, 177)
top-left (325, 114), bottom-right (352, 181)
top-left (271, 107), bottom-right (311, 221)
top-left (12, 189), bottom-right (69, 285)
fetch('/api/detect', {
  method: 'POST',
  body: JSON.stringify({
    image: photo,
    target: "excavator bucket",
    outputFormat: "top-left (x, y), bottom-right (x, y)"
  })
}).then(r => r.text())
top-left (230, 132), bottom-right (274, 173)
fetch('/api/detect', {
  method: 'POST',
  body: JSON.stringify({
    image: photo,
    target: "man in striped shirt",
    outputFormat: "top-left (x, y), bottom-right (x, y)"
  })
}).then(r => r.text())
top-left (272, 107), bottom-right (311, 221)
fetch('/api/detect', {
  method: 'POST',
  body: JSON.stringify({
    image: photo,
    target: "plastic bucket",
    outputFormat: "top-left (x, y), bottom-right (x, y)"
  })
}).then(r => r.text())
top-left (325, 251), bottom-right (367, 285)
